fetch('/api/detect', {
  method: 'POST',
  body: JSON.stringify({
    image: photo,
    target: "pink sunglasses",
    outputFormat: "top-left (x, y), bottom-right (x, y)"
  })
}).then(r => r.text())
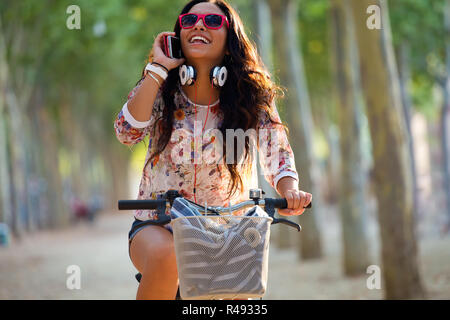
top-left (179, 13), bottom-right (229, 30)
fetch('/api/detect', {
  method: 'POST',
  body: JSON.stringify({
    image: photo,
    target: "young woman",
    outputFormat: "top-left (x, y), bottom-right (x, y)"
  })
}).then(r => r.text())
top-left (114, 0), bottom-right (312, 300)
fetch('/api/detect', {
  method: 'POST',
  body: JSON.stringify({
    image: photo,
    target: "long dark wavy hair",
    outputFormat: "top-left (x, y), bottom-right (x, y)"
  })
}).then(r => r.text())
top-left (139, 0), bottom-right (286, 199)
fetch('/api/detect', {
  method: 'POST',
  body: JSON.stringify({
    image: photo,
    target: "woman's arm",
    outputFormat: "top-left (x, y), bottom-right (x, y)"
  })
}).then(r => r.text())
top-left (126, 71), bottom-right (163, 123)
top-left (114, 31), bottom-right (185, 146)
top-left (129, 31), bottom-right (185, 122)
top-left (114, 78), bottom-right (160, 146)
top-left (276, 176), bottom-right (312, 216)
top-left (257, 103), bottom-right (311, 216)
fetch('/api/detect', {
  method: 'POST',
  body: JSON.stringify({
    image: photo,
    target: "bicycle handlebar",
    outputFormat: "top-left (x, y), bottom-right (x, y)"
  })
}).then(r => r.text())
top-left (118, 199), bottom-right (166, 210)
top-left (118, 197), bottom-right (311, 212)
top-left (118, 189), bottom-right (312, 231)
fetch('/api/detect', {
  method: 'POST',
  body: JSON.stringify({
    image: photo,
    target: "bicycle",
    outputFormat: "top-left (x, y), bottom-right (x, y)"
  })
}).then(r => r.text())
top-left (118, 188), bottom-right (312, 300)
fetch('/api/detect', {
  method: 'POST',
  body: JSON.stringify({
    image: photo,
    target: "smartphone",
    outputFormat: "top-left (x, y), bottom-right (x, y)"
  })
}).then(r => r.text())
top-left (163, 35), bottom-right (182, 59)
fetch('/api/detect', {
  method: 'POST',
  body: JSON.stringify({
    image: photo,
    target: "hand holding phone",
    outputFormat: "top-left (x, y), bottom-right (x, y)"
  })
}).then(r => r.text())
top-left (151, 32), bottom-right (185, 71)
top-left (163, 35), bottom-right (182, 59)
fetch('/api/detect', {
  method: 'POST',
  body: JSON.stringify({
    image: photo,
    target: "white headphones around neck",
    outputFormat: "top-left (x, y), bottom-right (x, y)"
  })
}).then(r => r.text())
top-left (179, 65), bottom-right (228, 87)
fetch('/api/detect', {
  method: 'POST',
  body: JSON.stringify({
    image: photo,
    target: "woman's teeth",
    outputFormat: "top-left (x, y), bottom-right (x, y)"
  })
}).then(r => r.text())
top-left (189, 36), bottom-right (210, 44)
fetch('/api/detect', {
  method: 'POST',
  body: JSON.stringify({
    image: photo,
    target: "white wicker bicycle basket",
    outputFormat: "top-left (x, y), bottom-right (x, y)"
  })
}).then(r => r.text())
top-left (170, 214), bottom-right (273, 300)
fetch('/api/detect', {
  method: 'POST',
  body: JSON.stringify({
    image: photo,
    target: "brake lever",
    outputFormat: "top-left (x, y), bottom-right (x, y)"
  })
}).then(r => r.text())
top-left (264, 202), bottom-right (302, 232)
top-left (272, 217), bottom-right (302, 231)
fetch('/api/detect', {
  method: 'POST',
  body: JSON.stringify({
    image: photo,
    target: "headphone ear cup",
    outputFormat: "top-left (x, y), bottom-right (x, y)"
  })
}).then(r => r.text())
top-left (179, 65), bottom-right (196, 86)
top-left (217, 66), bottom-right (228, 87)
top-left (179, 65), bottom-right (188, 86)
top-left (209, 67), bottom-right (217, 86)
top-left (210, 66), bottom-right (228, 87)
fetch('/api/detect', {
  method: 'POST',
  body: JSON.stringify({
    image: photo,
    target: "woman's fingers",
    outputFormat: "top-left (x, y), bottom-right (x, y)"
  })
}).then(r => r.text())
top-left (298, 190), bottom-right (306, 210)
top-left (152, 32), bottom-right (185, 71)
top-left (285, 190), bottom-right (294, 211)
top-left (305, 193), bottom-right (312, 207)
top-left (153, 32), bottom-right (173, 54)
top-left (280, 190), bottom-right (299, 216)
top-left (279, 190), bottom-right (312, 216)
top-left (279, 207), bottom-right (303, 216)
top-left (155, 31), bottom-right (175, 43)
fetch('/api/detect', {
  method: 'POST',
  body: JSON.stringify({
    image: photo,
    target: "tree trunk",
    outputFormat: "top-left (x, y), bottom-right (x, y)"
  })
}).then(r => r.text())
top-left (27, 83), bottom-right (54, 229)
top-left (37, 107), bottom-right (70, 228)
top-left (5, 87), bottom-right (31, 237)
top-left (397, 42), bottom-right (420, 224)
top-left (350, 0), bottom-right (425, 299)
top-left (253, 0), bottom-right (273, 72)
top-left (441, 0), bottom-right (450, 232)
top-left (0, 19), bottom-right (13, 227)
top-left (330, 0), bottom-right (370, 276)
top-left (325, 125), bottom-right (340, 204)
top-left (269, 0), bottom-right (323, 259)
top-left (0, 106), bottom-right (11, 225)
top-left (109, 145), bottom-right (131, 208)
top-left (253, 0), bottom-right (292, 248)
top-left (0, 12), bottom-right (44, 236)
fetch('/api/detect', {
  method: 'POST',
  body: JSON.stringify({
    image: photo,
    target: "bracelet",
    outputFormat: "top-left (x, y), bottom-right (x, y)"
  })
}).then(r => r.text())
top-left (145, 63), bottom-right (168, 80)
top-left (151, 61), bottom-right (169, 73)
top-left (145, 71), bottom-right (161, 87)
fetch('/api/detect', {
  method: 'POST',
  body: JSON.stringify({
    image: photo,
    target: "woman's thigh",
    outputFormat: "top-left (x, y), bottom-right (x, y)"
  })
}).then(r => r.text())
top-left (129, 225), bottom-right (176, 273)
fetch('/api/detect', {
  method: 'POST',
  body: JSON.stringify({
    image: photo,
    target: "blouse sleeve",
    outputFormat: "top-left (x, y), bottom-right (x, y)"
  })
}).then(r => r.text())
top-left (114, 78), bottom-right (162, 146)
top-left (257, 103), bottom-right (299, 191)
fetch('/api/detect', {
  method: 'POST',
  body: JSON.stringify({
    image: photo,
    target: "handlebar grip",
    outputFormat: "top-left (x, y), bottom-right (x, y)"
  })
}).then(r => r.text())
top-left (118, 199), bottom-right (166, 210)
top-left (268, 198), bottom-right (312, 209)
top-left (271, 198), bottom-right (288, 209)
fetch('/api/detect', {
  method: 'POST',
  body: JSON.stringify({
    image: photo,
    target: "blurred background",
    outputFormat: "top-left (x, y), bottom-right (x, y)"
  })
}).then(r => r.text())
top-left (0, 0), bottom-right (449, 299)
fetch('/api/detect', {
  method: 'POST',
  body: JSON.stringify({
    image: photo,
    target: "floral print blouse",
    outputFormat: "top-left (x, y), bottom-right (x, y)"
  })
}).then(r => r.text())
top-left (114, 78), bottom-right (298, 221)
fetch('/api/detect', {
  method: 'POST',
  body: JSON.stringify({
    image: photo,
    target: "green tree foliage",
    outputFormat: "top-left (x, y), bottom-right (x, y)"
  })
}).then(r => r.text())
top-left (389, 0), bottom-right (446, 118)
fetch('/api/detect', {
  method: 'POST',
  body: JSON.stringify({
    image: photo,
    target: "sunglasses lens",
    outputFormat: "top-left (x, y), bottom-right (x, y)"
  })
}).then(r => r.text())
top-left (205, 14), bottom-right (223, 28)
top-left (181, 14), bottom-right (198, 28)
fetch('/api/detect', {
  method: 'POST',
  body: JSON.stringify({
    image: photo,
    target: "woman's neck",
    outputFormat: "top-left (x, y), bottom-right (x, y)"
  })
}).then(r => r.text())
top-left (181, 60), bottom-right (221, 106)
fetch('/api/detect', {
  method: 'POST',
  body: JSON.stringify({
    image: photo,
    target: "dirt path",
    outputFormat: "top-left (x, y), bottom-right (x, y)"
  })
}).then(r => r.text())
top-left (0, 212), bottom-right (449, 299)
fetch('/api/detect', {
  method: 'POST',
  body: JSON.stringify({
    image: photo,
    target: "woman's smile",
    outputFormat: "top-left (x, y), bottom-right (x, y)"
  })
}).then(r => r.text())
top-left (189, 35), bottom-right (211, 44)
top-left (189, 41), bottom-right (210, 46)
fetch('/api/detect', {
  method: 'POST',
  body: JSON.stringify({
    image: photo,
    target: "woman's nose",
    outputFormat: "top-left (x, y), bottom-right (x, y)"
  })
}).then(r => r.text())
top-left (193, 17), bottom-right (206, 30)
